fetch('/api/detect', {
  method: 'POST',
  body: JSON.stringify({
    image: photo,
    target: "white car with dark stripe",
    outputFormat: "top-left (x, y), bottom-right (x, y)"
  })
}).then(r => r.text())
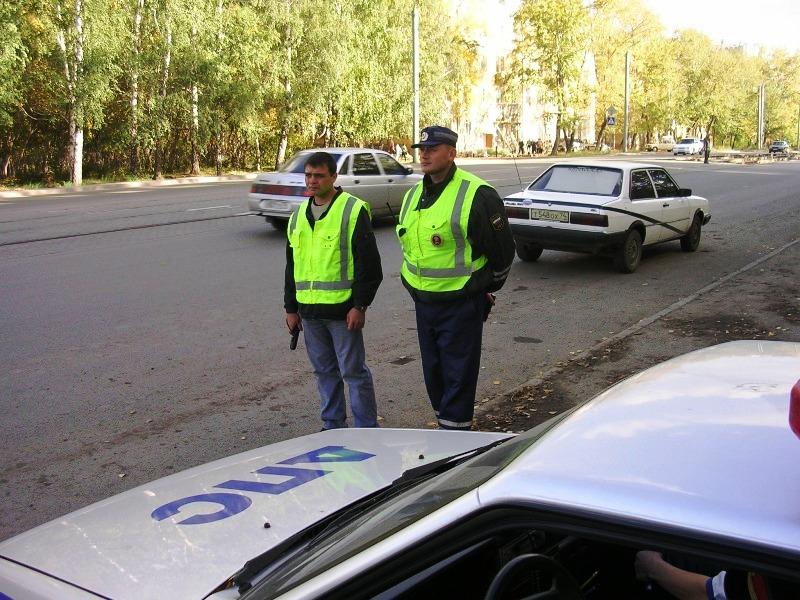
top-left (2, 342), bottom-right (798, 599)
top-left (504, 161), bottom-right (711, 272)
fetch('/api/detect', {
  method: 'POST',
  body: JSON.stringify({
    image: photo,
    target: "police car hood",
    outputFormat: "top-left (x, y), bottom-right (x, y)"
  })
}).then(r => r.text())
top-left (0, 428), bottom-right (508, 599)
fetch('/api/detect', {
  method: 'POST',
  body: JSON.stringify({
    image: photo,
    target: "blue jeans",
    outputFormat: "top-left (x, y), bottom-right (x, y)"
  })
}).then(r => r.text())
top-left (302, 318), bottom-right (378, 429)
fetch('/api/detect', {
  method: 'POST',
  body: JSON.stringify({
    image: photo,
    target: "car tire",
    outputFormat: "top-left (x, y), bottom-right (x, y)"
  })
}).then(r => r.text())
top-left (516, 243), bottom-right (543, 262)
top-left (680, 214), bottom-right (702, 252)
top-left (614, 230), bottom-right (642, 273)
top-left (267, 217), bottom-right (288, 231)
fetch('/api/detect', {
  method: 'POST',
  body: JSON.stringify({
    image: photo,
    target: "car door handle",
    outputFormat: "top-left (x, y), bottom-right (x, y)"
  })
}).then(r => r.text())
top-left (354, 179), bottom-right (360, 184)
top-left (662, 203), bottom-right (670, 207)
top-left (387, 179), bottom-right (394, 183)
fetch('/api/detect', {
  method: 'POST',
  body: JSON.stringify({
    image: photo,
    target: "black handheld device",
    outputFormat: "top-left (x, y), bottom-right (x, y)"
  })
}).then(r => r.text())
top-left (290, 327), bottom-right (300, 350)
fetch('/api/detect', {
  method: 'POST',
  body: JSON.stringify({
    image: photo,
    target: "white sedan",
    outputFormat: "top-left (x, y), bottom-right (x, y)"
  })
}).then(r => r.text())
top-left (248, 148), bottom-right (421, 229)
top-left (672, 137), bottom-right (705, 156)
top-left (2, 341), bottom-right (799, 599)
top-left (504, 161), bottom-right (711, 272)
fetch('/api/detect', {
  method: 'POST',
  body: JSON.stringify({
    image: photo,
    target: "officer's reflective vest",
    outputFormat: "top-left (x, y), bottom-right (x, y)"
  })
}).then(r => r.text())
top-left (396, 168), bottom-right (488, 293)
top-left (288, 192), bottom-right (368, 304)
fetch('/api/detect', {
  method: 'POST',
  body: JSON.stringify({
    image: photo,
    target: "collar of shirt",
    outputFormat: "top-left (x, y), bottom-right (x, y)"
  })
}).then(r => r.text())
top-left (307, 187), bottom-right (343, 224)
top-left (419, 162), bottom-right (458, 208)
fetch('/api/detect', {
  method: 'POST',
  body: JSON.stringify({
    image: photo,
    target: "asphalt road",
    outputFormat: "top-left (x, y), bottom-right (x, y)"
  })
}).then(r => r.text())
top-left (2, 155), bottom-right (799, 540)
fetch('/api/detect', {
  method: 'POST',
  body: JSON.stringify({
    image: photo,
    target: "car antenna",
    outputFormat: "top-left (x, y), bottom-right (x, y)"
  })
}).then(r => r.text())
top-left (511, 148), bottom-right (524, 188)
top-left (385, 201), bottom-right (397, 226)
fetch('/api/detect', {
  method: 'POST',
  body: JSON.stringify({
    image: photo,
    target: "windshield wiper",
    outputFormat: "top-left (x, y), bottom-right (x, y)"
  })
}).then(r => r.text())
top-left (391, 437), bottom-right (510, 485)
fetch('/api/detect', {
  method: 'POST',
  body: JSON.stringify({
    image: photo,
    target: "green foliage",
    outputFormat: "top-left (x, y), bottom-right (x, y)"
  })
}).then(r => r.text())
top-left (3, 0), bottom-right (800, 183)
top-left (0, 1), bottom-right (28, 128)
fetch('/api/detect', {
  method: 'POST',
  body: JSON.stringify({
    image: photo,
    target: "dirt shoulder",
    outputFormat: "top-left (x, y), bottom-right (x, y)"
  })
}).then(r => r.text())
top-left (475, 239), bottom-right (800, 433)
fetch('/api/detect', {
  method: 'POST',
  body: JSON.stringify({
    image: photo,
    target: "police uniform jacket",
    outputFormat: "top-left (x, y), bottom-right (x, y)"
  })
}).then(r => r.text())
top-left (400, 163), bottom-right (515, 303)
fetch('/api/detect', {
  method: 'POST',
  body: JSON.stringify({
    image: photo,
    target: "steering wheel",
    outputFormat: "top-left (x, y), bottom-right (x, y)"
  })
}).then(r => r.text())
top-left (484, 553), bottom-right (584, 600)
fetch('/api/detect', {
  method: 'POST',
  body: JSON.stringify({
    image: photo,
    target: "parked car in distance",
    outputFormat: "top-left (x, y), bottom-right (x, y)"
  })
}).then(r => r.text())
top-left (503, 161), bottom-right (711, 272)
top-left (248, 148), bottom-right (422, 229)
top-left (769, 140), bottom-right (791, 153)
top-left (646, 135), bottom-right (675, 152)
top-left (2, 341), bottom-right (799, 599)
top-left (672, 137), bottom-right (705, 155)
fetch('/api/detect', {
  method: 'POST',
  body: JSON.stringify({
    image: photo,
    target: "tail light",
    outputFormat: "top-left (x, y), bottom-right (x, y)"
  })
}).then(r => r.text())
top-left (251, 183), bottom-right (309, 197)
top-left (505, 207), bottom-right (530, 220)
top-left (570, 212), bottom-right (608, 227)
top-left (790, 380), bottom-right (800, 440)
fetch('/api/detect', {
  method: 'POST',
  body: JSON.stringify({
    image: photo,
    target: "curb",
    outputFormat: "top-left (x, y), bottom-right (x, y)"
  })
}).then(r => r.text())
top-left (0, 174), bottom-right (257, 199)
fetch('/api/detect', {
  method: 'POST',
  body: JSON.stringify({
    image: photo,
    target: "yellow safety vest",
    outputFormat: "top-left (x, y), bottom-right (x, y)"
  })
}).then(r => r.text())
top-left (396, 168), bottom-right (488, 293)
top-left (288, 192), bottom-right (368, 304)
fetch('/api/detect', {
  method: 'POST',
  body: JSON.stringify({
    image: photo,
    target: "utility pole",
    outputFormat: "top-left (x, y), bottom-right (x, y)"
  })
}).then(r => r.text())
top-left (623, 51), bottom-right (630, 152)
top-left (796, 102), bottom-right (799, 150)
top-left (412, 3), bottom-right (420, 164)
top-left (757, 84), bottom-right (766, 149)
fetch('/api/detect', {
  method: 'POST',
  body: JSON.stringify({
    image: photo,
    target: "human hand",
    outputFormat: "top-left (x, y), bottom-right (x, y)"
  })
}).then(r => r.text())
top-left (634, 550), bottom-right (665, 581)
top-left (346, 307), bottom-right (365, 331)
top-left (286, 312), bottom-right (302, 333)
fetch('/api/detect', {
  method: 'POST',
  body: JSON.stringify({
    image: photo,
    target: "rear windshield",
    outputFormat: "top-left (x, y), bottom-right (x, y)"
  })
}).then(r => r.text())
top-left (528, 165), bottom-right (623, 196)
top-left (279, 151), bottom-right (344, 173)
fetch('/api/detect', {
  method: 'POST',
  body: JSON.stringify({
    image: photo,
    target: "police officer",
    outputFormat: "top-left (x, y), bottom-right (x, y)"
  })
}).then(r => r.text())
top-left (396, 126), bottom-right (515, 430)
top-left (285, 151), bottom-right (382, 430)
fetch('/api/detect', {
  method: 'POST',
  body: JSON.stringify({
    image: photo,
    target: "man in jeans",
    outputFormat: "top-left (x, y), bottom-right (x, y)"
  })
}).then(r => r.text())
top-left (284, 151), bottom-right (383, 430)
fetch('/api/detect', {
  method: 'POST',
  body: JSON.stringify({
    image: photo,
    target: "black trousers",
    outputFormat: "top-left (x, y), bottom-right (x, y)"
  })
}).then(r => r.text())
top-left (414, 294), bottom-right (486, 430)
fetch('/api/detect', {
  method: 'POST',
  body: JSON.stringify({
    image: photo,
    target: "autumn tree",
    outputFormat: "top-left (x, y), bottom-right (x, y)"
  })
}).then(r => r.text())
top-left (511, 0), bottom-right (591, 155)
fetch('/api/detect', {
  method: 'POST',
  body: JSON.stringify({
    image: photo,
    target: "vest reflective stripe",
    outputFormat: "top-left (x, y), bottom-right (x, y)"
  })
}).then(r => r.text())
top-left (397, 169), bottom-right (488, 292)
top-left (289, 193), bottom-right (362, 303)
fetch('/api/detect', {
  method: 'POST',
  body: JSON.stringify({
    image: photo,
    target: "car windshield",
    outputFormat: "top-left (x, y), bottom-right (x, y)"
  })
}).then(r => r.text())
top-left (527, 165), bottom-right (622, 196)
top-left (678, 138), bottom-right (695, 144)
top-left (247, 412), bottom-right (573, 599)
top-left (279, 151), bottom-right (343, 173)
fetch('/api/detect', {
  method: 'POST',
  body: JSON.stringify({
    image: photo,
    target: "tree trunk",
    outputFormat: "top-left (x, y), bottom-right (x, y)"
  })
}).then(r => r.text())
top-left (130, 0), bottom-right (144, 174)
top-left (704, 116), bottom-right (715, 164)
top-left (596, 119), bottom-right (607, 147)
top-left (2, 132), bottom-right (14, 178)
top-left (56, 0), bottom-right (85, 186)
top-left (69, 110), bottom-right (83, 185)
top-left (274, 75), bottom-right (292, 168)
top-left (191, 81), bottom-right (200, 174)
top-left (214, 0), bottom-right (224, 177)
top-left (154, 20), bottom-right (171, 180)
top-left (550, 113), bottom-right (561, 156)
top-left (254, 135), bottom-right (261, 172)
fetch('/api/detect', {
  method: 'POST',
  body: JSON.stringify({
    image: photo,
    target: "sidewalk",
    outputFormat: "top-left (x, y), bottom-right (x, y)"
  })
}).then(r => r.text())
top-left (0, 173), bottom-right (257, 199)
top-left (3, 150), bottom-right (796, 200)
top-left (476, 238), bottom-right (800, 433)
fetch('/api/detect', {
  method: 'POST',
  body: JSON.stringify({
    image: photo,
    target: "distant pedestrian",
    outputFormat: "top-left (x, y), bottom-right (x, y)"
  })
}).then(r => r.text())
top-left (395, 126), bottom-right (515, 430)
top-left (284, 151), bottom-right (383, 430)
top-left (518, 140), bottom-right (525, 155)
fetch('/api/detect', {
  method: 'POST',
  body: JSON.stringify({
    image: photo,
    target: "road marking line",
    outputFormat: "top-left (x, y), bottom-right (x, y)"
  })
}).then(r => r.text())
top-left (187, 205), bottom-right (232, 212)
top-left (109, 190), bottom-right (144, 194)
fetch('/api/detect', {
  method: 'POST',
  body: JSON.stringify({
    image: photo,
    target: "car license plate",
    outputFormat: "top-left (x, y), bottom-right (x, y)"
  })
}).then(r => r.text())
top-left (265, 200), bottom-right (291, 211)
top-left (531, 208), bottom-right (569, 223)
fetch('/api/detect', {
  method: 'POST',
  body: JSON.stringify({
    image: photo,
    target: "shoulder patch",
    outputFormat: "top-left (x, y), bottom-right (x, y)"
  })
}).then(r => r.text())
top-left (490, 213), bottom-right (505, 231)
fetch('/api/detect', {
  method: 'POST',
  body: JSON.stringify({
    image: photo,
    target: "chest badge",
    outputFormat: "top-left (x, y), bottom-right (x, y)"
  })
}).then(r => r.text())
top-left (431, 234), bottom-right (443, 247)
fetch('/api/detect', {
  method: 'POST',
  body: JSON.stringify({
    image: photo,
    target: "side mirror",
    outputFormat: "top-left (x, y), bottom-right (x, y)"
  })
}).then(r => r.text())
top-left (677, 188), bottom-right (692, 197)
top-left (405, 167), bottom-right (414, 175)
